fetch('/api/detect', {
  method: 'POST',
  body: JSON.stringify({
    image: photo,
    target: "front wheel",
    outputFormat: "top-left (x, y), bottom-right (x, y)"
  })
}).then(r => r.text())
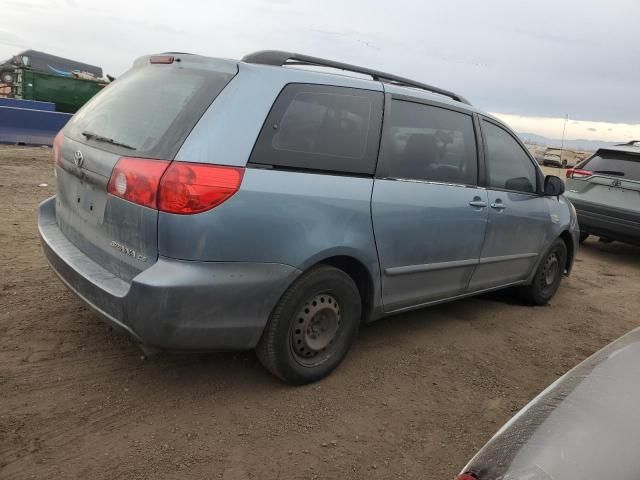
top-left (518, 239), bottom-right (567, 305)
top-left (256, 265), bottom-right (361, 385)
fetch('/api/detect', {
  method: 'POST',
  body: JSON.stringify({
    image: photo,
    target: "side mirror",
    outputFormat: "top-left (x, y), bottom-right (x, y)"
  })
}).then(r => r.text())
top-left (544, 175), bottom-right (565, 197)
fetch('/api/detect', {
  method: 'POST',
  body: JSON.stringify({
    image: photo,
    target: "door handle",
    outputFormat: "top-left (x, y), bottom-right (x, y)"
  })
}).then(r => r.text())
top-left (468, 200), bottom-right (487, 208)
top-left (490, 201), bottom-right (506, 210)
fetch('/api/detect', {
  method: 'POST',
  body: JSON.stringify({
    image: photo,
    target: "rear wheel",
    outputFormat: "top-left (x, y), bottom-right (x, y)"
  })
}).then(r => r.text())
top-left (256, 265), bottom-right (361, 385)
top-left (561, 159), bottom-right (567, 168)
top-left (518, 239), bottom-right (567, 305)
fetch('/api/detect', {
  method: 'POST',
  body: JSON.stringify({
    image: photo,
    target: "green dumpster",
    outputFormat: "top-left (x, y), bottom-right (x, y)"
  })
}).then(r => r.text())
top-left (20, 69), bottom-right (106, 114)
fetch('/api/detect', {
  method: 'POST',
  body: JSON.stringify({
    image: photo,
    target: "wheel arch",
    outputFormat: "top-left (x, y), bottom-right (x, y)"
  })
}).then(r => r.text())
top-left (526, 230), bottom-right (576, 285)
top-left (558, 230), bottom-right (575, 275)
top-left (318, 255), bottom-right (376, 323)
top-left (280, 253), bottom-right (377, 325)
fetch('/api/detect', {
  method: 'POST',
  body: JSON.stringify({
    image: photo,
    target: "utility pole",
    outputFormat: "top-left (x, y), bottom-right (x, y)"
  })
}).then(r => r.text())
top-left (559, 114), bottom-right (569, 167)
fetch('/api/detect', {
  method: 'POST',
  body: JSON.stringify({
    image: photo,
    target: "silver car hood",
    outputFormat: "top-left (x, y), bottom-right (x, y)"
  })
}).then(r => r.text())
top-left (460, 326), bottom-right (640, 480)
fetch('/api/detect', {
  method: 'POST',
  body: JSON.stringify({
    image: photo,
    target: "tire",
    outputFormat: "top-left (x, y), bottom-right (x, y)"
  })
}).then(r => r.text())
top-left (561, 160), bottom-right (567, 168)
top-left (579, 232), bottom-right (589, 244)
top-left (518, 239), bottom-right (567, 306)
top-left (1, 71), bottom-right (14, 85)
top-left (256, 265), bottom-right (361, 385)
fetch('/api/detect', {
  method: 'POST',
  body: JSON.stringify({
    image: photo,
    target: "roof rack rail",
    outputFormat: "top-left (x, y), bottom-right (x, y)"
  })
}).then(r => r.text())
top-left (616, 140), bottom-right (640, 147)
top-left (241, 50), bottom-right (471, 105)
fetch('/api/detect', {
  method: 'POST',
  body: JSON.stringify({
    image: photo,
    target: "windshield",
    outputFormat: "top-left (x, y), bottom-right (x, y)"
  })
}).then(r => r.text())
top-left (580, 152), bottom-right (640, 181)
top-left (65, 63), bottom-right (236, 159)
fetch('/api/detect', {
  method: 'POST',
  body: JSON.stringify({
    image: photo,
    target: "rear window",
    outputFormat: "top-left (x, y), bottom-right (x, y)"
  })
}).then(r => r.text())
top-left (580, 152), bottom-right (640, 181)
top-left (65, 63), bottom-right (236, 159)
top-left (250, 84), bottom-right (383, 175)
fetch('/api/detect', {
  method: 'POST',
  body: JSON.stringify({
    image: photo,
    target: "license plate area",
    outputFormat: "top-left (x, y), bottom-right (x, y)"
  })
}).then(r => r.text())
top-left (57, 167), bottom-right (108, 225)
top-left (73, 180), bottom-right (107, 223)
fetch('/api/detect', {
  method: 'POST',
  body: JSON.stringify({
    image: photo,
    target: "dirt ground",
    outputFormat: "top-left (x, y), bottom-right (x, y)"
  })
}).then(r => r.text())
top-left (1, 146), bottom-right (639, 480)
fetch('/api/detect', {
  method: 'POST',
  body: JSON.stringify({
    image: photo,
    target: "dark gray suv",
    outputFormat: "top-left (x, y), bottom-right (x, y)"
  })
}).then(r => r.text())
top-left (566, 141), bottom-right (640, 245)
top-left (39, 51), bottom-right (578, 384)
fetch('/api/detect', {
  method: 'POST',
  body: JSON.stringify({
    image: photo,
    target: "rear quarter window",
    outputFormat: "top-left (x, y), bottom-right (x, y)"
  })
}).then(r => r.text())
top-left (250, 84), bottom-right (383, 175)
top-left (65, 63), bottom-right (236, 159)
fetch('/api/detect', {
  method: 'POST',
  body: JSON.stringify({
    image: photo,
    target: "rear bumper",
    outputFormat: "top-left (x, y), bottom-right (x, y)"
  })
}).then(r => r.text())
top-left (570, 200), bottom-right (640, 244)
top-left (38, 196), bottom-right (301, 350)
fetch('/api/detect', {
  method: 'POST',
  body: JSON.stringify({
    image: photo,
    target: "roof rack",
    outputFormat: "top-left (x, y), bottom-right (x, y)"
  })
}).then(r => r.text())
top-left (241, 50), bottom-right (471, 105)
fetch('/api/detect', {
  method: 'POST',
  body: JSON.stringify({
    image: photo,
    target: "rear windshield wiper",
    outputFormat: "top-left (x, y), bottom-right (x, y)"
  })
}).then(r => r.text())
top-left (81, 131), bottom-right (136, 150)
top-left (593, 170), bottom-right (625, 176)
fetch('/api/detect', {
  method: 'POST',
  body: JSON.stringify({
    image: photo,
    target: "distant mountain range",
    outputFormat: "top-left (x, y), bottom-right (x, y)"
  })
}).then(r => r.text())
top-left (516, 132), bottom-right (620, 152)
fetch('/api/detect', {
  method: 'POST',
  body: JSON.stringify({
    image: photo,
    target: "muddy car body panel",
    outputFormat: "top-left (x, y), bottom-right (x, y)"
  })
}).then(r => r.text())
top-left (39, 196), bottom-right (301, 349)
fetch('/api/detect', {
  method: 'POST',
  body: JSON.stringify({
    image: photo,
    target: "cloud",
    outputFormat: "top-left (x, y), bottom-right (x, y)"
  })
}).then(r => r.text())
top-left (493, 113), bottom-right (638, 142)
top-left (1, 0), bottom-right (639, 128)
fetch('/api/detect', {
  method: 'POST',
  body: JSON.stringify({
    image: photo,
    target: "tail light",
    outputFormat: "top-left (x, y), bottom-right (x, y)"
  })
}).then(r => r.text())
top-left (150, 55), bottom-right (174, 64)
top-left (107, 157), bottom-right (171, 209)
top-left (107, 158), bottom-right (244, 214)
top-left (53, 130), bottom-right (64, 167)
top-left (456, 474), bottom-right (478, 480)
top-left (158, 162), bottom-right (244, 214)
top-left (566, 168), bottom-right (593, 179)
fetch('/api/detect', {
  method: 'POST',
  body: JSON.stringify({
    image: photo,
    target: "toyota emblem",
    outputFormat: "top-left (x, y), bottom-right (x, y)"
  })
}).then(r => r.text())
top-left (73, 150), bottom-right (84, 167)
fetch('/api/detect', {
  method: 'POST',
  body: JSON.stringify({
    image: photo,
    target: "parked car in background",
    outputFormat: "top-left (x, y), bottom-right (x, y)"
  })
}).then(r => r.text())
top-left (565, 141), bottom-right (640, 245)
top-left (456, 325), bottom-right (640, 480)
top-left (39, 51), bottom-right (578, 385)
top-left (542, 149), bottom-right (575, 169)
top-left (542, 152), bottom-right (562, 167)
top-left (524, 143), bottom-right (546, 165)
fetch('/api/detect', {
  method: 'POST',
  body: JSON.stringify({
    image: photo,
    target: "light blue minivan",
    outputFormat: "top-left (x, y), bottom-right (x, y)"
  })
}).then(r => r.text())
top-left (38, 51), bottom-right (578, 384)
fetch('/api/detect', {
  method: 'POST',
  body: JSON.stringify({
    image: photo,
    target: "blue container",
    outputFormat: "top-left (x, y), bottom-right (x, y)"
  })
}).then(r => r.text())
top-left (0, 106), bottom-right (72, 146)
top-left (0, 97), bottom-right (56, 111)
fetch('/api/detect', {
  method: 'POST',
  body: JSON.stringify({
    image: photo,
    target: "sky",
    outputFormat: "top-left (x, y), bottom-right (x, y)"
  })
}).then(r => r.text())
top-left (2, 0), bottom-right (639, 142)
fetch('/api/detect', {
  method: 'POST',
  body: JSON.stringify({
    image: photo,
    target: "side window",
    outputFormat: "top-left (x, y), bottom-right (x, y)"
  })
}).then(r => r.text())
top-left (378, 100), bottom-right (478, 185)
top-left (482, 121), bottom-right (537, 193)
top-left (250, 84), bottom-right (383, 175)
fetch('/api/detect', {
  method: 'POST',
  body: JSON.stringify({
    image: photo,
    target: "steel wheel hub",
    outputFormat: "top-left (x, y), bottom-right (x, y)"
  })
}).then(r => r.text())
top-left (291, 294), bottom-right (340, 361)
top-left (544, 252), bottom-right (559, 286)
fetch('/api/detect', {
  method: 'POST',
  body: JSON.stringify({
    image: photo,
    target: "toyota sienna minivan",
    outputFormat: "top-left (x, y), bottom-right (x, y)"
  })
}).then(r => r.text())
top-left (39, 51), bottom-right (579, 384)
